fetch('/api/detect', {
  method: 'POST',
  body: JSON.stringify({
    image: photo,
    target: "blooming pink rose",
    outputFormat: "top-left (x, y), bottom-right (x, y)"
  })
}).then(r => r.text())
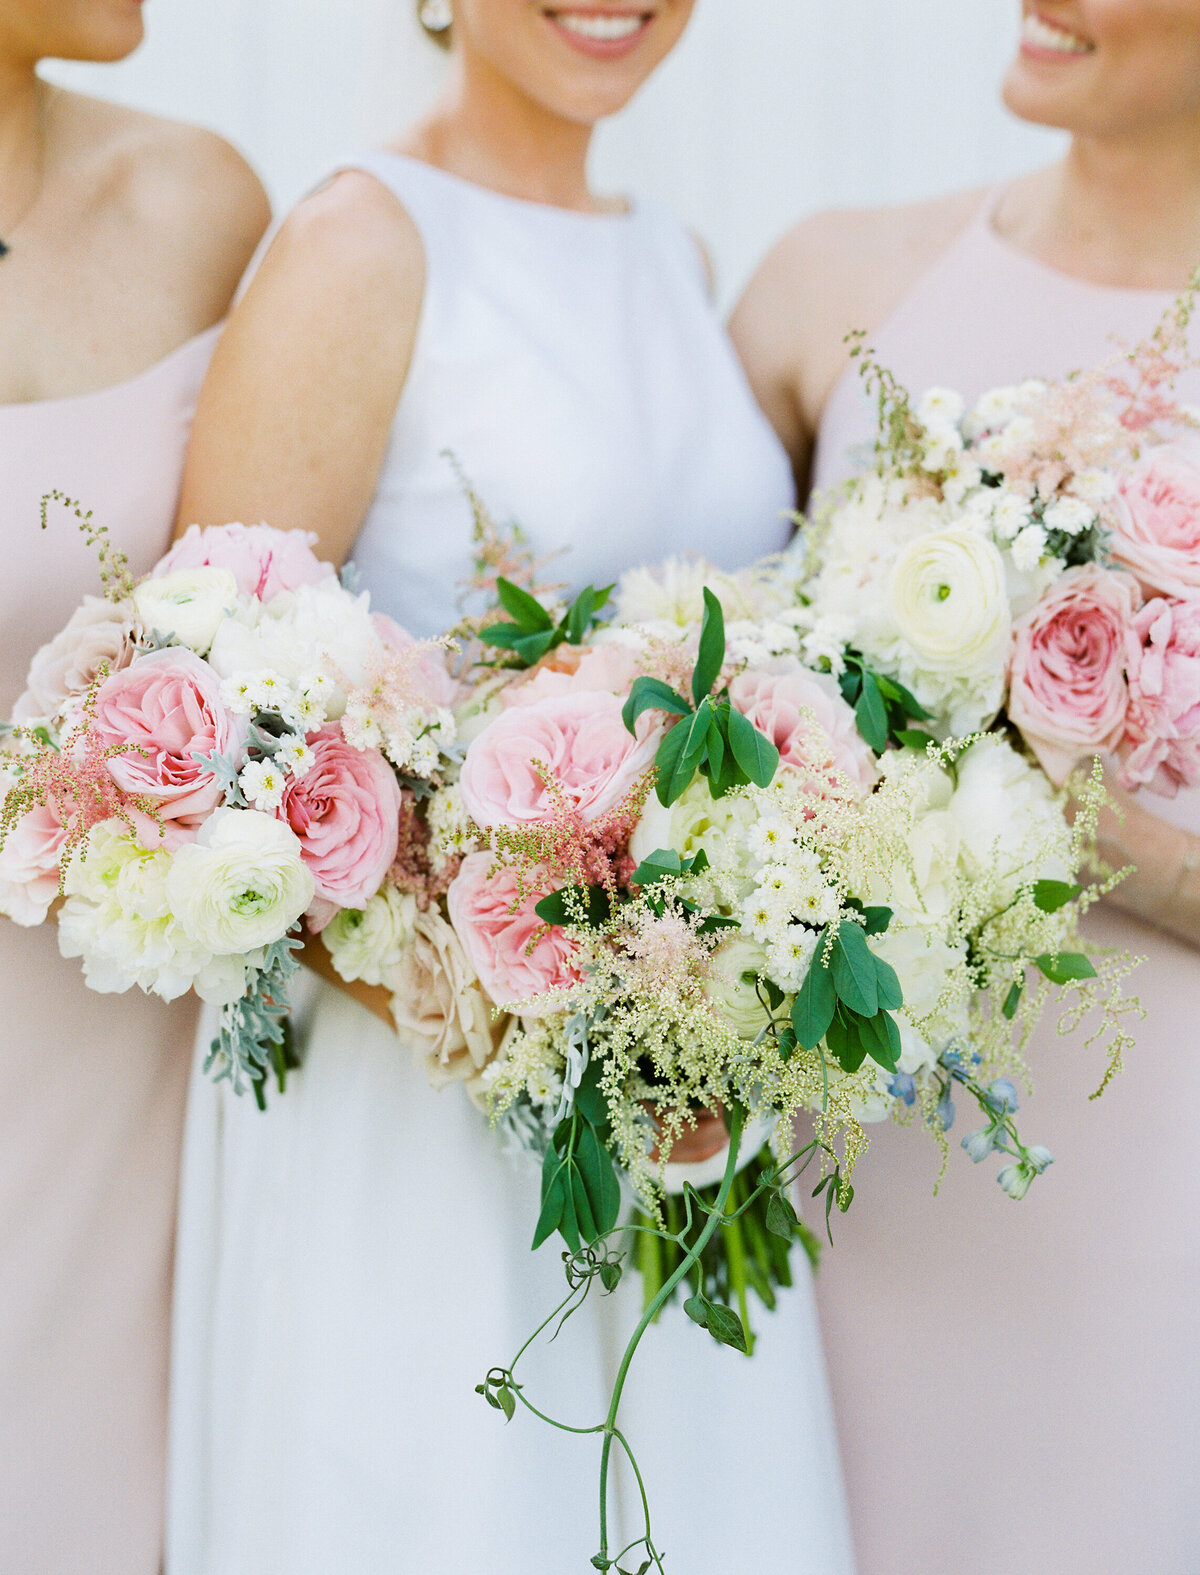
top-left (1110, 446), bottom-right (1200, 598)
top-left (277, 725), bottom-right (401, 928)
top-left (447, 852), bottom-right (579, 1012)
top-left (460, 691), bottom-right (660, 829)
top-left (0, 804), bottom-right (68, 925)
top-left (92, 648), bottom-right (245, 846)
top-left (501, 643), bottom-right (642, 710)
top-left (372, 614), bottom-right (459, 709)
top-left (13, 596), bottom-right (141, 724)
top-left (1118, 595), bottom-right (1200, 796)
top-left (729, 659), bottom-right (878, 792)
top-left (1007, 564), bottom-right (1140, 785)
top-left (154, 523), bottom-right (333, 603)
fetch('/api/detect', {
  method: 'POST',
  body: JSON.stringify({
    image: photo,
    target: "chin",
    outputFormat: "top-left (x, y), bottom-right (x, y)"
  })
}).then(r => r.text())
top-left (1001, 59), bottom-right (1086, 130)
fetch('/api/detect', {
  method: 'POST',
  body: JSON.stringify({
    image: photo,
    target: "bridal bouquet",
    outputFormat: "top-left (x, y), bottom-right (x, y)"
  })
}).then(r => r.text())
top-left (792, 288), bottom-right (1200, 797)
top-left (0, 508), bottom-right (457, 1102)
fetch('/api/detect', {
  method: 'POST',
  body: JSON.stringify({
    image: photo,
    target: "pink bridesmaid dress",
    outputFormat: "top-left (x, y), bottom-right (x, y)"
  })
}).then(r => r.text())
top-left (0, 328), bottom-right (216, 1575)
top-left (811, 190), bottom-right (1200, 1575)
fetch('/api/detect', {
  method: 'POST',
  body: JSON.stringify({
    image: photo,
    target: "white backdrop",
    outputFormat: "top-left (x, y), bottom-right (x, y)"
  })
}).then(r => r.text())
top-left (48, 0), bottom-right (1065, 307)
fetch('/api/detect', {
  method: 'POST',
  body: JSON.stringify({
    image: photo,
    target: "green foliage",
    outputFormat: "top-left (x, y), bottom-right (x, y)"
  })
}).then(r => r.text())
top-left (1002, 979), bottom-right (1024, 1020)
top-left (479, 576), bottom-right (613, 667)
top-left (790, 917), bottom-right (904, 1075)
top-left (534, 884), bottom-right (615, 929)
top-left (630, 846), bottom-right (709, 886)
top-left (1035, 951), bottom-right (1098, 985)
top-left (1031, 879), bottom-right (1083, 914)
top-left (684, 1291), bottom-right (749, 1354)
top-left (621, 591), bottom-right (780, 806)
top-left (837, 650), bottom-right (932, 753)
top-left (533, 1060), bottom-right (621, 1254)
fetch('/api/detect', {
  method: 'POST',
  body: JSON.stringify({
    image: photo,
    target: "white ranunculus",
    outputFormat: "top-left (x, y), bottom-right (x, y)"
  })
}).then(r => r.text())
top-left (629, 780), bottom-right (759, 904)
top-left (889, 525), bottom-right (1010, 673)
top-left (133, 567), bottom-right (241, 654)
top-left (947, 736), bottom-right (1073, 901)
top-left (323, 885), bottom-right (418, 987)
top-left (704, 936), bottom-right (774, 1039)
top-left (167, 808), bottom-right (315, 955)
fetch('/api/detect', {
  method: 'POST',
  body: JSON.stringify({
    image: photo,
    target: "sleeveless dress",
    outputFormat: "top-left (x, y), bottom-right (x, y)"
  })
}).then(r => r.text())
top-left (167, 155), bottom-right (856, 1575)
top-left (0, 328), bottom-right (215, 1575)
top-left (811, 190), bottom-right (1200, 1575)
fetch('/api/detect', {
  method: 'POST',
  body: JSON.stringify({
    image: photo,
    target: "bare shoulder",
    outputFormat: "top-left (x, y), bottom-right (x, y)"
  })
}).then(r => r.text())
top-left (730, 186), bottom-right (986, 489)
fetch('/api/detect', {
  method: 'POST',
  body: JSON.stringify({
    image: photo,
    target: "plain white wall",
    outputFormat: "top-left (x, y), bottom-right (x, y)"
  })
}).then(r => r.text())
top-left (47, 0), bottom-right (1066, 308)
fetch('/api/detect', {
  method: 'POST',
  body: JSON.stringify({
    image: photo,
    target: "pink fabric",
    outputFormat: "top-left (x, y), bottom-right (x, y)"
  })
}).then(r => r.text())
top-left (812, 193), bottom-right (1200, 1575)
top-left (0, 330), bottom-right (215, 1575)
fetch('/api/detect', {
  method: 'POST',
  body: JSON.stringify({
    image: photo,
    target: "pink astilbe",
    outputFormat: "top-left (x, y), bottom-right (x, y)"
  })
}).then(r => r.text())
top-left (1105, 268), bottom-right (1200, 438)
top-left (996, 375), bottom-right (1131, 500)
top-left (620, 904), bottom-right (713, 1006)
top-left (1118, 596), bottom-right (1200, 795)
top-left (389, 789), bottom-right (462, 906)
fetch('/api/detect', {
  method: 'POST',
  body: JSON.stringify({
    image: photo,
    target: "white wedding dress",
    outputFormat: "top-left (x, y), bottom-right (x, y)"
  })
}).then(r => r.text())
top-left (168, 154), bottom-right (856, 1575)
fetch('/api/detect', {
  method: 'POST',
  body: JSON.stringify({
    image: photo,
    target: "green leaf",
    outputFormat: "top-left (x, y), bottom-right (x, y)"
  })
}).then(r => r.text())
top-left (776, 1024), bottom-right (797, 1063)
top-left (872, 954), bottom-right (904, 1011)
top-left (683, 1294), bottom-right (709, 1330)
top-left (838, 668), bottom-right (863, 706)
top-left (792, 948), bottom-right (837, 1051)
top-left (576, 1119), bottom-right (621, 1237)
top-left (573, 1059), bottom-right (609, 1128)
top-left (766, 1190), bottom-right (801, 1241)
top-left (705, 710), bottom-right (726, 786)
top-left (558, 1175), bottom-right (581, 1254)
top-left (702, 1300), bottom-right (750, 1355)
top-left (621, 676), bottom-right (692, 735)
top-left (1035, 951), bottom-right (1098, 985)
top-left (858, 1008), bottom-right (902, 1073)
top-left (692, 587), bottom-right (726, 705)
top-left (496, 576), bottom-right (553, 631)
top-left (726, 704), bottom-right (780, 787)
top-left (598, 1259), bottom-right (622, 1293)
top-left (830, 921), bottom-right (879, 1017)
top-left (534, 884), bottom-right (612, 929)
top-left (1002, 979), bottom-right (1024, 1020)
top-left (563, 585), bottom-right (596, 645)
top-left (497, 1384), bottom-right (516, 1422)
top-left (895, 729), bottom-right (935, 750)
top-left (874, 671), bottom-right (932, 720)
top-left (532, 1161), bottom-right (566, 1250)
top-left (479, 621), bottom-right (559, 665)
top-left (861, 904), bottom-right (893, 936)
top-left (826, 1008), bottom-right (867, 1074)
top-left (1032, 879), bottom-right (1083, 914)
top-left (655, 708), bottom-right (710, 806)
top-left (570, 1166), bottom-right (598, 1245)
top-left (854, 670), bottom-right (889, 753)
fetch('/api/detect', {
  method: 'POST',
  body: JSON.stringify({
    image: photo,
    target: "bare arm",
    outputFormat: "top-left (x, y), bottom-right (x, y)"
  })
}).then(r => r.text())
top-left (1096, 776), bottom-right (1200, 950)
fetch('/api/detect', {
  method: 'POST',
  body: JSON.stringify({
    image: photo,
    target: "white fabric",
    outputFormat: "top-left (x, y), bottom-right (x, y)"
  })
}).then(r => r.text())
top-left (168, 154), bottom-right (854, 1575)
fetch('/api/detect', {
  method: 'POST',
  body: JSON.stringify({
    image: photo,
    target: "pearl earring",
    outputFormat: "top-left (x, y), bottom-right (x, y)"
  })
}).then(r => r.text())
top-left (419, 0), bottom-right (452, 31)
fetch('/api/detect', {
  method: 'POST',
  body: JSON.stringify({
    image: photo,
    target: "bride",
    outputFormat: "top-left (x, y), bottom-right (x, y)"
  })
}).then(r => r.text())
top-left (167, 3), bottom-right (855, 1571)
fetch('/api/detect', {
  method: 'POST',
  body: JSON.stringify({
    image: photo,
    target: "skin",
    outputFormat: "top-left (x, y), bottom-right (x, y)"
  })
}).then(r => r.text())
top-left (175, 0), bottom-right (697, 1024)
top-left (0, 0), bottom-right (270, 404)
top-left (731, 0), bottom-right (1200, 948)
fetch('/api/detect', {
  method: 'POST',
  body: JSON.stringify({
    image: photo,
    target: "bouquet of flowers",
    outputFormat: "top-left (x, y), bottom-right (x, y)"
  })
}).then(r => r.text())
top-left (0, 504), bottom-right (457, 1104)
top-left (792, 285), bottom-right (1200, 797)
top-left (322, 509), bottom-right (1129, 1571)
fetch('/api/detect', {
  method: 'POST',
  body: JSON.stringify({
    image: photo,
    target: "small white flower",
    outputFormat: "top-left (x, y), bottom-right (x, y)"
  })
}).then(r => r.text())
top-left (238, 758), bottom-right (287, 812)
top-left (220, 673), bottom-right (258, 714)
top-left (277, 737), bottom-right (315, 779)
top-left (998, 415), bottom-right (1036, 456)
top-left (1010, 524), bottom-right (1049, 572)
top-left (747, 814), bottom-right (793, 862)
top-left (1016, 378), bottom-right (1048, 401)
top-left (740, 895), bottom-right (774, 944)
top-left (917, 387), bottom-right (965, 430)
top-left (1042, 496), bottom-right (1095, 537)
top-left (966, 385), bottom-right (1022, 434)
top-left (1067, 468), bottom-right (1117, 505)
top-left (920, 427), bottom-right (965, 473)
top-left (942, 457), bottom-right (983, 507)
top-left (768, 924), bottom-right (818, 990)
top-left (991, 492), bottom-right (1034, 542)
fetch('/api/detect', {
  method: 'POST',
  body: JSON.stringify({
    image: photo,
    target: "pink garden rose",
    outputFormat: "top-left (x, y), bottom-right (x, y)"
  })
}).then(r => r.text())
top-left (92, 648), bottom-right (245, 846)
top-left (155, 523), bottom-right (333, 604)
top-left (1118, 596), bottom-right (1200, 796)
top-left (0, 804), bottom-right (68, 925)
top-left (729, 658), bottom-right (878, 793)
top-left (277, 725), bottom-right (401, 928)
top-left (447, 852), bottom-right (579, 1013)
top-left (1110, 446), bottom-right (1200, 598)
top-left (501, 642), bottom-right (642, 710)
top-left (13, 596), bottom-right (141, 723)
top-left (1007, 564), bottom-right (1140, 785)
top-left (460, 691), bottom-right (660, 829)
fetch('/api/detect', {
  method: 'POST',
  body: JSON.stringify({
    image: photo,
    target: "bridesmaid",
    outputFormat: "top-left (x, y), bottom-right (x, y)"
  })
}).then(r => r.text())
top-left (167, 4), bottom-right (855, 1573)
top-left (732, 3), bottom-right (1200, 1571)
top-left (0, 6), bottom-right (268, 1572)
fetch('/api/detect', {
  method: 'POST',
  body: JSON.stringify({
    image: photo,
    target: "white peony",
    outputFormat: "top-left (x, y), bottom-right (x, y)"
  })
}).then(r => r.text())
top-left (323, 885), bottom-right (418, 987)
top-left (166, 808), bottom-right (315, 955)
top-left (947, 737), bottom-right (1073, 901)
top-left (889, 525), bottom-right (1010, 674)
top-left (133, 567), bottom-right (241, 654)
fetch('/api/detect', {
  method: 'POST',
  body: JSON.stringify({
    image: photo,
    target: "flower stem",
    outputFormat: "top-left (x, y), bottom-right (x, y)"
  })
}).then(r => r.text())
top-left (595, 1105), bottom-right (745, 1566)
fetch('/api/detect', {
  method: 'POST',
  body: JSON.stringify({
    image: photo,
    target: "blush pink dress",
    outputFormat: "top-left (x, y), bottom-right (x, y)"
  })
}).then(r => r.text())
top-left (0, 328), bottom-right (215, 1575)
top-left (811, 190), bottom-right (1200, 1575)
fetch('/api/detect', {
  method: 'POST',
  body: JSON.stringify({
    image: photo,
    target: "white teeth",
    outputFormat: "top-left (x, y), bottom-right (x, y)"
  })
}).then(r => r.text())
top-left (1021, 13), bottom-right (1093, 53)
top-left (554, 11), bottom-right (647, 41)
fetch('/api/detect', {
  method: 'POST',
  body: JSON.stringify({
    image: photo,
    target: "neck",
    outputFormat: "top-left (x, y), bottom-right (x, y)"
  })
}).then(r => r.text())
top-left (406, 51), bottom-right (598, 211)
top-left (0, 52), bottom-right (46, 227)
top-left (1008, 119), bottom-right (1200, 289)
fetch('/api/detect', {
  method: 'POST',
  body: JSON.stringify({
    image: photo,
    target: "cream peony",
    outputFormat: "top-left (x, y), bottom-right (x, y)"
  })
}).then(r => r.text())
top-left (133, 566), bottom-right (241, 654)
top-left (386, 907), bottom-right (508, 1089)
top-left (889, 525), bottom-right (1010, 674)
top-left (166, 808), bottom-right (315, 955)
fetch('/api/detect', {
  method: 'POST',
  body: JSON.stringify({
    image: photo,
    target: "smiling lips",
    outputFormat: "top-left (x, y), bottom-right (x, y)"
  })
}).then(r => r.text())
top-left (1021, 11), bottom-right (1095, 56)
top-left (543, 7), bottom-right (654, 55)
